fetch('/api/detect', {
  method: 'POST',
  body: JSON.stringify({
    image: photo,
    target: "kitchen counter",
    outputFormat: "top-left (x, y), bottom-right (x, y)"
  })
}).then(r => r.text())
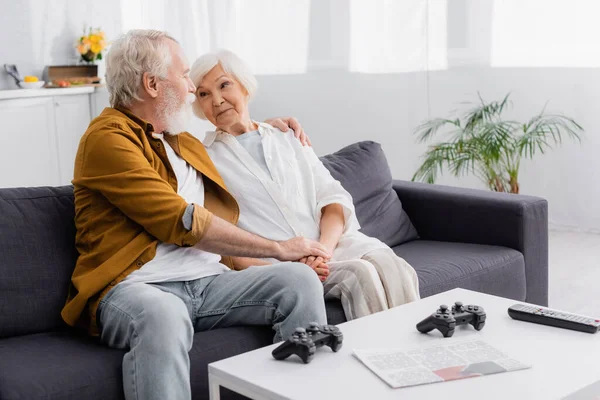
top-left (0, 85), bottom-right (106, 100)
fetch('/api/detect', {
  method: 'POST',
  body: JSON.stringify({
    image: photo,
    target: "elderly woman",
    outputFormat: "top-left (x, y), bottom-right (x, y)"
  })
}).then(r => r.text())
top-left (189, 50), bottom-right (420, 320)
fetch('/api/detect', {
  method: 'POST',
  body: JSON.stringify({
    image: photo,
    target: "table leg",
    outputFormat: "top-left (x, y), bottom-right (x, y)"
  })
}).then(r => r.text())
top-left (209, 374), bottom-right (221, 400)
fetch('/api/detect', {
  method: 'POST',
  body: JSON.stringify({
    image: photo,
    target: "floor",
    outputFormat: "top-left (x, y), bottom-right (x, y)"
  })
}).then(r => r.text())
top-left (549, 230), bottom-right (600, 317)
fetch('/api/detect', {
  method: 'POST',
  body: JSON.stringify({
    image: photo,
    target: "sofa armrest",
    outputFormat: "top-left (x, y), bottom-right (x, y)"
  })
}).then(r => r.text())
top-left (393, 180), bottom-right (548, 306)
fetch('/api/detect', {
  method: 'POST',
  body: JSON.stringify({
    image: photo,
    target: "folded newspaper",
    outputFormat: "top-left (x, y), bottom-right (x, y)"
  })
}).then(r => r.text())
top-left (353, 340), bottom-right (530, 388)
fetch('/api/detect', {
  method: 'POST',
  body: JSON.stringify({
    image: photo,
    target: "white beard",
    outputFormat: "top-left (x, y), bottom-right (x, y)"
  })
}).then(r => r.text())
top-left (159, 89), bottom-right (196, 135)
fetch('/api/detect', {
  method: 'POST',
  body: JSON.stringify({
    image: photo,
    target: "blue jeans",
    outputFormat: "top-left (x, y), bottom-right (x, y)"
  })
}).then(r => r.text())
top-left (97, 262), bottom-right (326, 400)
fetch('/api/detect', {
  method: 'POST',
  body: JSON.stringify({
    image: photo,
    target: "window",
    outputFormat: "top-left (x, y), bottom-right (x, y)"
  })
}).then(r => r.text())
top-left (349, 0), bottom-right (447, 73)
top-left (491, 0), bottom-right (600, 67)
top-left (120, 0), bottom-right (311, 74)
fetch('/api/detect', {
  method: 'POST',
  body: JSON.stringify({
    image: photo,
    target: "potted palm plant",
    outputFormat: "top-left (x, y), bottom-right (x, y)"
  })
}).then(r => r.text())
top-left (412, 94), bottom-right (583, 194)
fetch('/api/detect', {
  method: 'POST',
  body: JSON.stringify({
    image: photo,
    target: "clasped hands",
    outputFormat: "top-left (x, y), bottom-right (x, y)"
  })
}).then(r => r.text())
top-left (298, 255), bottom-right (330, 282)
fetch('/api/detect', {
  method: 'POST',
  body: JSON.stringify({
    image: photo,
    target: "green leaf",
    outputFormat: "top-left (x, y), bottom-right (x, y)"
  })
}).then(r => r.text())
top-left (463, 93), bottom-right (512, 135)
top-left (518, 113), bottom-right (583, 158)
top-left (414, 118), bottom-right (461, 143)
top-left (412, 143), bottom-right (458, 183)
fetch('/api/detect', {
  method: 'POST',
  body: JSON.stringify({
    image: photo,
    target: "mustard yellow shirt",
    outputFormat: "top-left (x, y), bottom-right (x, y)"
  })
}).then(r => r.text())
top-left (61, 107), bottom-right (239, 335)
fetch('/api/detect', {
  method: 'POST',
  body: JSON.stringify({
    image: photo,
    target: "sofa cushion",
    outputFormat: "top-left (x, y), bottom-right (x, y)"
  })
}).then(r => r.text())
top-left (0, 301), bottom-right (346, 400)
top-left (325, 299), bottom-right (346, 326)
top-left (189, 327), bottom-right (272, 400)
top-left (0, 330), bottom-right (124, 400)
top-left (392, 240), bottom-right (526, 301)
top-left (0, 186), bottom-right (78, 338)
top-left (320, 141), bottom-right (418, 247)
top-left (0, 328), bottom-right (270, 400)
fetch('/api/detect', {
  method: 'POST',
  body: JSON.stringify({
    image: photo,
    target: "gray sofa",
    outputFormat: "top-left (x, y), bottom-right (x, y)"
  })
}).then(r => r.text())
top-left (0, 141), bottom-right (548, 400)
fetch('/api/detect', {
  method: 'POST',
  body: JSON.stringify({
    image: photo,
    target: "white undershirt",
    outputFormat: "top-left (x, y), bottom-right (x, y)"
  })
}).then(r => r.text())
top-left (121, 133), bottom-right (228, 285)
top-left (235, 130), bottom-right (272, 179)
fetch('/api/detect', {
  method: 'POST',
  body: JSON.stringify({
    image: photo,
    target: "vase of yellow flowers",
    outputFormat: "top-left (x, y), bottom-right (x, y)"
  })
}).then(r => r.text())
top-left (76, 27), bottom-right (107, 64)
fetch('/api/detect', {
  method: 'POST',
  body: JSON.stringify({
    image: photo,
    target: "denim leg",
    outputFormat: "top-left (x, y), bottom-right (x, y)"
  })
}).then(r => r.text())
top-left (191, 262), bottom-right (327, 342)
top-left (97, 282), bottom-right (194, 400)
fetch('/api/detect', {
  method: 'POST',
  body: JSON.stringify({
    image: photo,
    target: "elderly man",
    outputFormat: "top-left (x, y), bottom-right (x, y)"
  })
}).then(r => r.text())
top-left (61, 29), bottom-right (330, 400)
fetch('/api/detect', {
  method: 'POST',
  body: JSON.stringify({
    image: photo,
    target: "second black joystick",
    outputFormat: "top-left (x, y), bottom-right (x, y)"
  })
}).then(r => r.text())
top-left (416, 301), bottom-right (486, 337)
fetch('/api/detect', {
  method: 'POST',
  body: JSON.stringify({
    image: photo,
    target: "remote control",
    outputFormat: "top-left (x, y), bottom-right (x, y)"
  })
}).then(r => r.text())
top-left (508, 304), bottom-right (600, 334)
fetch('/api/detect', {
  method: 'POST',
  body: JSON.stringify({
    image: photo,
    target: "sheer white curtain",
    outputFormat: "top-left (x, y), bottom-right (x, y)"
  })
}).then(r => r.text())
top-left (120, 0), bottom-right (310, 74)
top-left (349, 0), bottom-right (447, 73)
top-left (491, 0), bottom-right (600, 67)
top-left (211, 0), bottom-right (310, 74)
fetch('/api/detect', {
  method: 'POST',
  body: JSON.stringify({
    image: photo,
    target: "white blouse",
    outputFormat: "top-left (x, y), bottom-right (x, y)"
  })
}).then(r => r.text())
top-left (203, 123), bottom-right (388, 262)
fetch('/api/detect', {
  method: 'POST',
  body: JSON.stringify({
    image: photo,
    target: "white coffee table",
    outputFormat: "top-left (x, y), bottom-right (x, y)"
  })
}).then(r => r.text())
top-left (208, 288), bottom-right (600, 399)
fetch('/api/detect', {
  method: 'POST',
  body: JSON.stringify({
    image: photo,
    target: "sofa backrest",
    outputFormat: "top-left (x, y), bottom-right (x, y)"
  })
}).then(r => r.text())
top-left (0, 186), bottom-right (78, 338)
top-left (320, 141), bottom-right (418, 247)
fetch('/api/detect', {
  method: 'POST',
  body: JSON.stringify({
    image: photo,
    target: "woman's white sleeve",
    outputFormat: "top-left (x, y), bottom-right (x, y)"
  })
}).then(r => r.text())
top-left (303, 146), bottom-right (360, 233)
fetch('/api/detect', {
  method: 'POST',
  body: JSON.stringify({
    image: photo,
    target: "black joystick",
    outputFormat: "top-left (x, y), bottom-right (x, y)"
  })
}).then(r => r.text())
top-left (416, 302), bottom-right (486, 337)
top-left (453, 301), bottom-right (464, 312)
top-left (272, 322), bottom-right (343, 364)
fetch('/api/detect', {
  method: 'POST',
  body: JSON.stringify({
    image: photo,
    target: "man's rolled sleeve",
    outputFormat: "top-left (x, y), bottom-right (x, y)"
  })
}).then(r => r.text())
top-left (191, 203), bottom-right (214, 241)
top-left (74, 128), bottom-right (206, 246)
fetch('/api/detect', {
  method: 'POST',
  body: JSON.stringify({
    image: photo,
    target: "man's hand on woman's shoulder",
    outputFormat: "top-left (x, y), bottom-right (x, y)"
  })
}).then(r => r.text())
top-left (264, 116), bottom-right (312, 147)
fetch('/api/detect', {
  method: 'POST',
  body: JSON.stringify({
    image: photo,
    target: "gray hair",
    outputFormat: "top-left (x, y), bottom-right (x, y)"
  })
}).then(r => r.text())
top-left (189, 49), bottom-right (258, 119)
top-left (105, 29), bottom-right (178, 108)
